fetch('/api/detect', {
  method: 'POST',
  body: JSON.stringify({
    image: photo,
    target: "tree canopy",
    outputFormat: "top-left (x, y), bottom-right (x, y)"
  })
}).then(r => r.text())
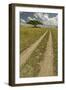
top-left (27, 20), bottom-right (43, 27)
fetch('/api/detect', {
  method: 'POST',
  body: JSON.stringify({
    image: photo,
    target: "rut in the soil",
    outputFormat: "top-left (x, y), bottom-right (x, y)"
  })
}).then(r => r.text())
top-left (20, 31), bottom-right (48, 65)
top-left (39, 32), bottom-right (55, 76)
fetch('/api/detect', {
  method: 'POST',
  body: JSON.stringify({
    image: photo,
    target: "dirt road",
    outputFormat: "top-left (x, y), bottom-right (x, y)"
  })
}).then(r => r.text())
top-left (39, 32), bottom-right (55, 76)
top-left (20, 31), bottom-right (48, 65)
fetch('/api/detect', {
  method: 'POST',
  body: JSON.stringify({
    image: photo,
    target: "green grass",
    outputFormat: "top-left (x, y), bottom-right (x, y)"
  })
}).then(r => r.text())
top-left (20, 26), bottom-right (58, 77)
top-left (20, 26), bottom-right (48, 52)
top-left (51, 28), bottom-right (58, 75)
top-left (20, 27), bottom-right (49, 77)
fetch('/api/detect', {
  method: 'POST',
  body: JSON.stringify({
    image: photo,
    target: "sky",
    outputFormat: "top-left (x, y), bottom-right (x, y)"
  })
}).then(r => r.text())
top-left (20, 12), bottom-right (58, 26)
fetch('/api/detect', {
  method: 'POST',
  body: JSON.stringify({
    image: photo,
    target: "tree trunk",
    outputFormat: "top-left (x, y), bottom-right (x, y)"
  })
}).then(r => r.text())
top-left (34, 25), bottom-right (37, 28)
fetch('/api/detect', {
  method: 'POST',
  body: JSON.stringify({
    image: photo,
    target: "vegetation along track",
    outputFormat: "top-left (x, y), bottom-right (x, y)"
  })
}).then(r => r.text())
top-left (20, 30), bottom-right (49, 77)
top-left (20, 30), bottom-right (48, 65)
top-left (20, 26), bottom-right (48, 52)
top-left (20, 28), bottom-right (58, 78)
top-left (51, 28), bottom-right (58, 75)
top-left (39, 31), bottom-right (55, 76)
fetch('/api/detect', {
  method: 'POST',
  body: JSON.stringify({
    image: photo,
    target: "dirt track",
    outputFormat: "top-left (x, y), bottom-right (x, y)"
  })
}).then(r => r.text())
top-left (20, 31), bottom-right (48, 65)
top-left (39, 32), bottom-right (55, 76)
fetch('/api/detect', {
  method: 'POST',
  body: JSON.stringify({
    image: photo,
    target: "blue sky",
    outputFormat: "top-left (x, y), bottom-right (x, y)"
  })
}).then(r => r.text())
top-left (20, 12), bottom-right (58, 26)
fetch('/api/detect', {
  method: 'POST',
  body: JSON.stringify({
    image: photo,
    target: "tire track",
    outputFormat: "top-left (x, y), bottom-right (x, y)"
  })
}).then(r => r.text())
top-left (20, 31), bottom-right (48, 65)
top-left (39, 32), bottom-right (55, 76)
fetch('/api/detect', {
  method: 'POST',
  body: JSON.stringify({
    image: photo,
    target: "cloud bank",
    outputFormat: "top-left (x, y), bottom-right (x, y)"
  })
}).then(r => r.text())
top-left (34, 13), bottom-right (58, 26)
top-left (20, 12), bottom-right (58, 27)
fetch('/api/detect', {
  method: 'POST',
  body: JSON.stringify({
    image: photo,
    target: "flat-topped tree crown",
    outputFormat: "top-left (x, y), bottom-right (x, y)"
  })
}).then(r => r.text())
top-left (27, 20), bottom-right (43, 27)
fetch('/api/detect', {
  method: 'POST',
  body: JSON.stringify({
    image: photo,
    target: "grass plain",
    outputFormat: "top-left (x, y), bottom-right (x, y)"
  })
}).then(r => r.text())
top-left (20, 26), bottom-right (58, 77)
top-left (20, 26), bottom-right (48, 52)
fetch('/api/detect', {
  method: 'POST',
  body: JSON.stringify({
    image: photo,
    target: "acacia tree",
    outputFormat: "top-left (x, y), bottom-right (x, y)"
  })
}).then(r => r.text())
top-left (27, 20), bottom-right (43, 27)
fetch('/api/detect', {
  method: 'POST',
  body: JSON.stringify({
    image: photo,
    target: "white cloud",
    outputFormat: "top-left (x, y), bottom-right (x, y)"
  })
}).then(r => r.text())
top-left (34, 13), bottom-right (58, 26)
top-left (20, 19), bottom-right (26, 23)
top-left (26, 13), bottom-right (58, 27)
top-left (28, 17), bottom-right (32, 20)
top-left (28, 17), bottom-right (36, 21)
top-left (43, 14), bottom-right (49, 20)
top-left (48, 15), bottom-right (58, 26)
top-left (34, 13), bottom-right (48, 21)
top-left (34, 12), bottom-right (43, 19)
